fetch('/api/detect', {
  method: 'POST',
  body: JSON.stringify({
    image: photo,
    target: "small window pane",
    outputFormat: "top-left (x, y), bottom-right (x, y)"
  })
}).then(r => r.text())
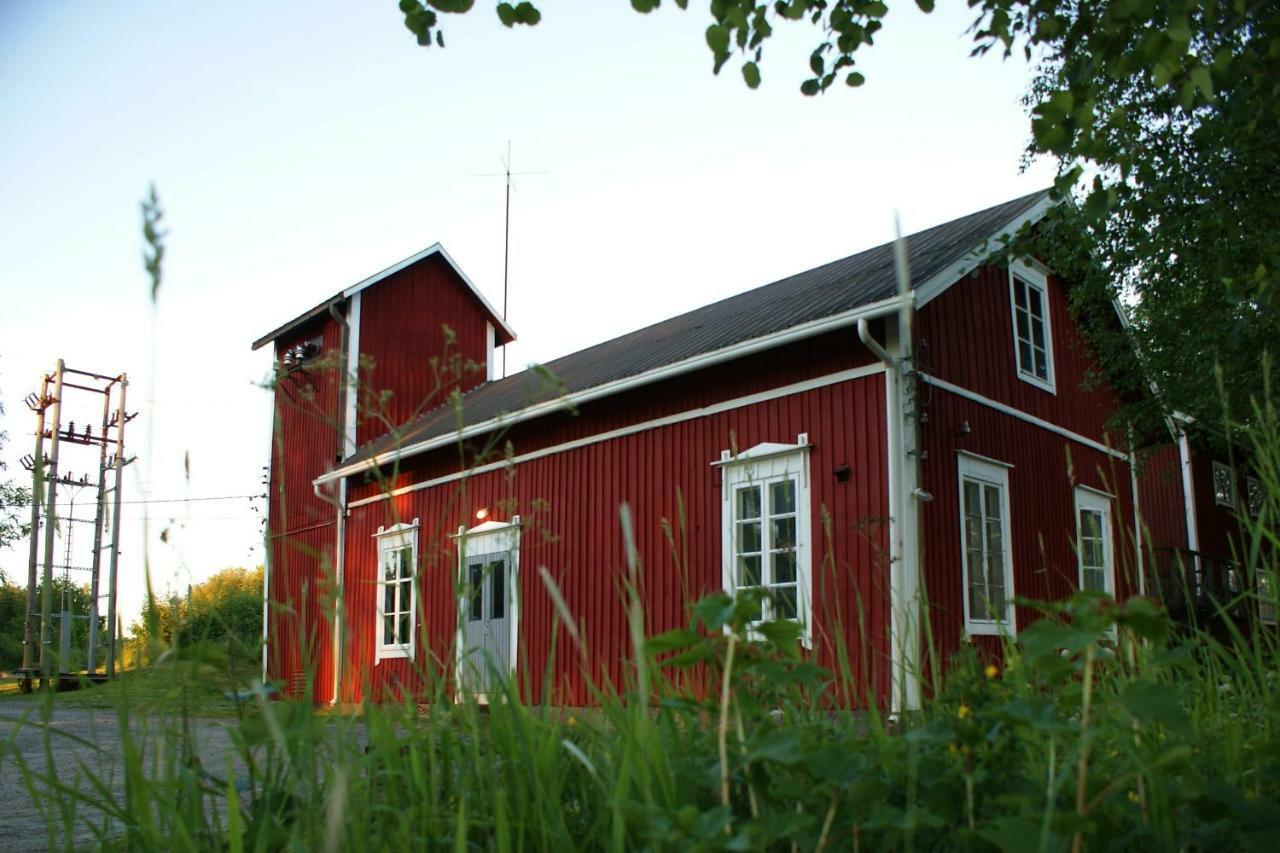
top-left (491, 560), bottom-right (505, 620)
top-left (1028, 285), bottom-right (1043, 317)
top-left (1015, 309), bottom-right (1030, 341)
top-left (738, 554), bottom-right (761, 587)
top-left (398, 614), bottom-right (409, 644)
top-left (469, 563), bottom-right (483, 622)
top-left (384, 554), bottom-right (398, 582)
top-left (771, 517), bottom-right (797, 550)
top-left (737, 487), bottom-right (761, 520)
top-left (1014, 279), bottom-right (1027, 309)
top-left (774, 550), bottom-right (796, 584)
top-left (1034, 349), bottom-right (1048, 379)
top-left (770, 480), bottom-right (796, 515)
top-left (383, 615), bottom-right (394, 645)
top-left (738, 521), bottom-right (761, 553)
top-left (400, 580), bottom-right (412, 613)
top-left (773, 585), bottom-right (797, 620)
top-left (383, 582), bottom-right (395, 615)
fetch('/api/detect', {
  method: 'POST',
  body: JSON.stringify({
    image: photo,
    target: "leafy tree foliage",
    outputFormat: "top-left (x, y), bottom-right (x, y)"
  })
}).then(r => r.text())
top-left (0, 387), bottom-right (32, 552)
top-left (0, 573), bottom-right (98, 672)
top-left (130, 566), bottom-right (264, 664)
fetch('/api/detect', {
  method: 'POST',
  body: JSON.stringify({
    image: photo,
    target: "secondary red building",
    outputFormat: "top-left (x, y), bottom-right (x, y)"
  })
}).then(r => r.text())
top-left (253, 190), bottom-right (1264, 710)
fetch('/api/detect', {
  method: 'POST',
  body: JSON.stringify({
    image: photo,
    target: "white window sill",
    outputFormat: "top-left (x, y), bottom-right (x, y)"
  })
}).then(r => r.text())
top-left (1015, 370), bottom-right (1056, 395)
top-left (375, 645), bottom-right (413, 663)
top-left (965, 620), bottom-right (1015, 638)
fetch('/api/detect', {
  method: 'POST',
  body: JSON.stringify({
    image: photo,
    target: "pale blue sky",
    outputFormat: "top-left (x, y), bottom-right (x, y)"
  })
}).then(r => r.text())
top-left (0, 2), bottom-right (1054, 624)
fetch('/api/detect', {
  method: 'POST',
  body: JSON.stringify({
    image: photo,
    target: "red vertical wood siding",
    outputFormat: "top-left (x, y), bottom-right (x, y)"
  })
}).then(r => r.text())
top-left (1189, 452), bottom-right (1248, 561)
top-left (915, 262), bottom-right (1137, 668)
top-left (917, 386), bottom-right (1137, 667)
top-left (355, 255), bottom-right (491, 447)
top-left (1136, 443), bottom-right (1190, 553)
top-left (339, 371), bottom-right (891, 706)
top-left (917, 264), bottom-right (1121, 445)
top-left (267, 316), bottom-right (344, 702)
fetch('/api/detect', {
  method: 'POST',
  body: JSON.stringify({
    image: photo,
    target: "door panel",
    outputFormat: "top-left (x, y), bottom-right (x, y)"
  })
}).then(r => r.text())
top-left (459, 553), bottom-right (510, 694)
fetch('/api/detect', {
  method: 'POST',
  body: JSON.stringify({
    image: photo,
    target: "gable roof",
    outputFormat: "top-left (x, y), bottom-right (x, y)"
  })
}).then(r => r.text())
top-left (251, 242), bottom-right (516, 351)
top-left (316, 187), bottom-right (1054, 485)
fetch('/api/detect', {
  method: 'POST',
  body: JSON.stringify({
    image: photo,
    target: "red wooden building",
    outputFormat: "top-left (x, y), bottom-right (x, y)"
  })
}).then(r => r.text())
top-left (253, 191), bottom-right (1262, 710)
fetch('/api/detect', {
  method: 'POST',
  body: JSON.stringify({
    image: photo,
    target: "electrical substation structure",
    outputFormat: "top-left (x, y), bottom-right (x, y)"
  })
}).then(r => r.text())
top-left (18, 360), bottom-right (135, 692)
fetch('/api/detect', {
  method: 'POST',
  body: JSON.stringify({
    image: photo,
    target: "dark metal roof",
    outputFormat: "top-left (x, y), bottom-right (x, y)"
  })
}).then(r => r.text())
top-left (344, 188), bottom-right (1051, 468)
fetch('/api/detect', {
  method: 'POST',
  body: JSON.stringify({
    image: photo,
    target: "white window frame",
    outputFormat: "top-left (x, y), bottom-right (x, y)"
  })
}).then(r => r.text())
top-left (957, 452), bottom-right (1017, 636)
top-left (374, 519), bottom-right (419, 663)
top-left (1008, 260), bottom-right (1056, 394)
top-left (1212, 461), bottom-right (1236, 508)
top-left (717, 435), bottom-right (813, 648)
top-left (1074, 487), bottom-right (1116, 597)
top-left (452, 516), bottom-right (521, 699)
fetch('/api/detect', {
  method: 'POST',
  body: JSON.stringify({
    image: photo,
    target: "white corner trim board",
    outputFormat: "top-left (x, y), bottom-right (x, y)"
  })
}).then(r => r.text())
top-left (346, 363), bottom-right (888, 510)
top-left (316, 294), bottom-right (909, 488)
top-left (917, 373), bottom-right (1129, 461)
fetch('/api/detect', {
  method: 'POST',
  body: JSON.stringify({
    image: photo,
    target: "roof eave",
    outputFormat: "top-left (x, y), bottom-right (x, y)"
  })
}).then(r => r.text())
top-left (313, 292), bottom-right (912, 488)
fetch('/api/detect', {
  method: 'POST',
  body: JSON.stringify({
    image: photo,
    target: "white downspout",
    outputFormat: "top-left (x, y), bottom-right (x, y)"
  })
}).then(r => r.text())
top-left (1177, 429), bottom-right (1201, 596)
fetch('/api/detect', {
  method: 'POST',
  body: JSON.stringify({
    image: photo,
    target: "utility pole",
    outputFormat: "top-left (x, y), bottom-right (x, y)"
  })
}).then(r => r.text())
top-left (38, 360), bottom-right (65, 682)
top-left (20, 374), bottom-right (50, 685)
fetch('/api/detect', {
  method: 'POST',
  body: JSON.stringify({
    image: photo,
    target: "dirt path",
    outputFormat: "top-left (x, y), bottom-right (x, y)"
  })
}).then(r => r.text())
top-left (0, 705), bottom-right (240, 851)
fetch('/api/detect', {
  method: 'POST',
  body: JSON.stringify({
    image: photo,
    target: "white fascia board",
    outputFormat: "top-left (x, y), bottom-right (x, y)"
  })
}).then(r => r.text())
top-left (914, 194), bottom-right (1059, 308)
top-left (313, 294), bottom-right (910, 488)
top-left (341, 243), bottom-right (518, 342)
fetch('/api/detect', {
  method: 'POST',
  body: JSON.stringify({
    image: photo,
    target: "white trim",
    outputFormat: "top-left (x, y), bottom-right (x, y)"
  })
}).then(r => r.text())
top-left (315, 296), bottom-right (909, 486)
top-left (1074, 486), bottom-right (1116, 596)
top-left (452, 516), bottom-right (521, 699)
top-left (331, 477), bottom-right (346, 705)
top-left (1008, 260), bottom-right (1057, 394)
top-left (719, 448), bottom-right (813, 648)
top-left (343, 292), bottom-right (362, 458)
top-left (919, 373), bottom-right (1128, 461)
top-left (346, 363), bottom-right (888, 509)
top-left (341, 243), bottom-right (517, 342)
top-left (957, 453), bottom-right (1017, 637)
top-left (1177, 432), bottom-right (1201, 554)
top-left (485, 322), bottom-right (496, 383)
top-left (956, 449), bottom-right (1015, 470)
top-left (713, 434), bottom-right (810, 467)
top-left (373, 519), bottom-right (420, 663)
top-left (914, 194), bottom-right (1058, 307)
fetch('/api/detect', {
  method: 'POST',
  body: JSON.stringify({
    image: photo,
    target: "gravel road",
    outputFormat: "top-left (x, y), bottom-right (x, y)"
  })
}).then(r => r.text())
top-left (0, 705), bottom-right (240, 851)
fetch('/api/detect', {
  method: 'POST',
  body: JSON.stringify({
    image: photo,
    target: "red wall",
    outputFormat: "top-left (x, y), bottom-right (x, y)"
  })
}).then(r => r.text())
top-left (267, 315), bottom-right (344, 702)
top-left (355, 254), bottom-right (492, 447)
top-left (339, 369), bottom-right (892, 706)
top-left (918, 264), bottom-right (1122, 445)
top-left (915, 261), bottom-right (1137, 667)
top-left (1136, 443), bottom-right (1190, 553)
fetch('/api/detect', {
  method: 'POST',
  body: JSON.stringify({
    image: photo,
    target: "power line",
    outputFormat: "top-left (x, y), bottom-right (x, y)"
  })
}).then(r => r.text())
top-left (2, 493), bottom-right (264, 510)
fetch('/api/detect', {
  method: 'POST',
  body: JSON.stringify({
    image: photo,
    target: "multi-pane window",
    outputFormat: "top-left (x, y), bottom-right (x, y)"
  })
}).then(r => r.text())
top-left (1009, 264), bottom-right (1055, 392)
top-left (467, 557), bottom-right (506, 622)
top-left (957, 454), bottom-right (1015, 634)
top-left (1075, 488), bottom-right (1114, 595)
top-left (733, 478), bottom-right (800, 623)
top-left (375, 521), bottom-right (418, 661)
top-left (720, 438), bottom-right (812, 643)
top-left (1246, 476), bottom-right (1263, 519)
top-left (1213, 462), bottom-right (1236, 508)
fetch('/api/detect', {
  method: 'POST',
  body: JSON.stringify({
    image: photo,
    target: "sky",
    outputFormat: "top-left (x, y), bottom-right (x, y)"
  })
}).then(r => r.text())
top-left (0, 2), bottom-right (1055, 635)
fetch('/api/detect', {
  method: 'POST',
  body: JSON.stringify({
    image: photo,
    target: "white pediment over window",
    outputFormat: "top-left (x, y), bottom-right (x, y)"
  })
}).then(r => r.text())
top-left (714, 433), bottom-right (809, 466)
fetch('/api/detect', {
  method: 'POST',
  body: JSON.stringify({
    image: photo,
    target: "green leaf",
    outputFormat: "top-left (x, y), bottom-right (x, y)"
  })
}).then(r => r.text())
top-left (746, 728), bottom-right (803, 764)
top-left (631, 0), bottom-right (660, 11)
top-left (694, 592), bottom-right (735, 630)
top-left (845, 71), bottom-right (865, 87)
top-left (978, 816), bottom-right (1048, 853)
top-left (512, 1), bottom-right (540, 25)
top-left (496, 2), bottom-right (516, 26)
top-left (705, 23), bottom-right (730, 55)
top-left (800, 78), bottom-right (820, 96)
top-left (915, 0), bottom-right (935, 10)
top-left (646, 627), bottom-right (701, 653)
top-left (742, 61), bottom-right (761, 89)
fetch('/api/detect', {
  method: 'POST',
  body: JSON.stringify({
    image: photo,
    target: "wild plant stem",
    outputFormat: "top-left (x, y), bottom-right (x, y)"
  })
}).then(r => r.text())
top-left (718, 630), bottom-right (738, 820)
top-left (1072, 644), bottom-right (1096, 853)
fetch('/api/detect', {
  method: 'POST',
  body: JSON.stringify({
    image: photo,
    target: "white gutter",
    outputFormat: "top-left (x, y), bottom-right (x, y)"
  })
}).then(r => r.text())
top-left (314, 293), bottom-right (912, 488)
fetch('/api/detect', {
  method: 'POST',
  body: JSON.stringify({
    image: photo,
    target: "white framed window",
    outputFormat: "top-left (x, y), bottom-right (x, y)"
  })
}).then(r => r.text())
top-left (957, 453), bottom-right (1016, 635)
top-left (718, 435), bottom-right (812, 646)
top-left (1246, 475), bottom-right (1263, 519)
top-left (1008, 261), bottom-right (1056, 393)
top-left (1259, 571), bottom-right (1277, 627)
top-left (1074, 487), bottom-right (1115, 596)
top-left (374, 519), bottom-right (419, 662)
top-left (1212, 461), bottom-right (1236, 508)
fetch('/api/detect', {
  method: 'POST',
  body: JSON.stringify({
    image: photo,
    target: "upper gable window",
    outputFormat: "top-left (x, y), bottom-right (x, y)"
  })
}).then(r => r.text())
top-left (717, 435), bottom-right (813, 646)
top-left (1008, 262), bottom-right (1055, 393)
